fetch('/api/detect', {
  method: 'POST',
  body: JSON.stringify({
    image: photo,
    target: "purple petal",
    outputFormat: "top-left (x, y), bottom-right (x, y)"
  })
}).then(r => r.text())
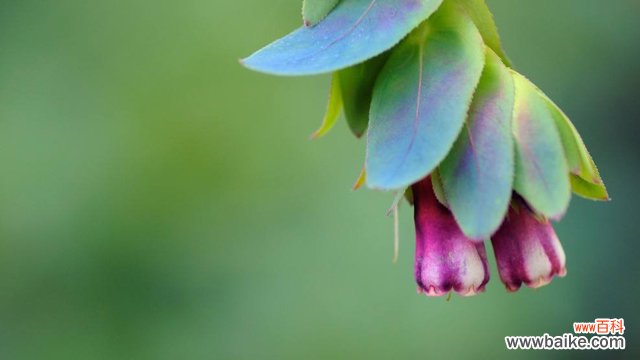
top-left (413, 177), bottom-right (490, 297)
top-left (491, 196), bottom-right (567, 292)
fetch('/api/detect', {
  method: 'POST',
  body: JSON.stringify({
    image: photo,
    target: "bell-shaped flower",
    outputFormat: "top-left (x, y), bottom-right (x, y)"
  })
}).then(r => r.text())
top-left (491, 197), bottom-right (567, 292)
top-left (413, 177), bottom-right (490, 296)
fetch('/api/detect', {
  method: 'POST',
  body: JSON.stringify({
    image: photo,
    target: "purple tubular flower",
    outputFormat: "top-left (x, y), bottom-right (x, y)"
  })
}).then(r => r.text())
top-left (413, 177), bottom-right (490, 297)
top-left (491, 197), bottom-right (567, 292)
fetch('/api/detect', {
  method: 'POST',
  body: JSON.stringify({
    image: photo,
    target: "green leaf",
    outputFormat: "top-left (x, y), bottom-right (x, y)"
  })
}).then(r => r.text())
top-left (404, 187), bottom-right (414, 205)
top-left (242, 0), bottom-right (444, 76)
top-left (439, 48), bottom-right (515, 240)
top-left (542, 93), bottom-right (605, 185)
top-left (337, 52), bottom-right (390, 138)
top-left (302, 0), bottom-right (341, 27)
top-left (311, 73), bottom-right (343, 139)
top-left (525, 80), bottom-right (607, 200)
top-left (511, 70), bottom-right (607, 200)
top-left (366, 1), bottom-right (485, 190)
top-left (570, 174), bottom-right (609, 201)
top-left (456, 0), bottom-right (511, 66)
top-left (511, 71), bottom-right (571, 220)
top-left (430, 170), bottom-right (448, 207)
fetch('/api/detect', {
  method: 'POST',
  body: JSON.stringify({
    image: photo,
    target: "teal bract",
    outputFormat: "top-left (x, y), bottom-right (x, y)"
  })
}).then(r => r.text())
top-left (242, 0), bottom-right (608, 296)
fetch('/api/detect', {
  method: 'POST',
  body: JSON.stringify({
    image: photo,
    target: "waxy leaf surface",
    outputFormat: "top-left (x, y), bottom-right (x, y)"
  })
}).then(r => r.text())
top-left (511, 72), bottom-right (571, 219)
top-left (366, 2), bottom-right (485, 190)
top-left (439, 49), bottom-right (515, 240)
top-left (242, 0), bottom-right (444, 76)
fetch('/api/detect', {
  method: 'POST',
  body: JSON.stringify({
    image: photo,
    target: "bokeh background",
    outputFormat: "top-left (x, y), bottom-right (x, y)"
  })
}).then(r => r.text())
top-left (1, 0), bottom-right (638, 359)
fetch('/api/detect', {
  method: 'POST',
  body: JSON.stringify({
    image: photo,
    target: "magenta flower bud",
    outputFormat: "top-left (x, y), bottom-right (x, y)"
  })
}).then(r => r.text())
top-left (491, 197), bottom-right (567, 292)
top-left (412, 177), bottom-right (490, 297)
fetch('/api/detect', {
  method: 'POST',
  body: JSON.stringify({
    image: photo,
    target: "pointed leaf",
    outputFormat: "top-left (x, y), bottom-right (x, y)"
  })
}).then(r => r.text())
top-left (439, 48), bottom-right (515, 240)
top-left (542, 94), bottom-right (605, 185)
top-left (511, 71), bottom-right (571, 220)
top-left (337, 52), bottom-right (390, 137)
top-left (352, 167), bottom-right (366, 190)
top-left (366, 2), bottom-right (485, 190)
top-left (311, 73), bottom-right (343, 139)
top-left (456, 0), bottom-right (511, 66)
top-left (303, 0), bottom-right (341, 27)
top-left (570, 174), bottom-right (609, 201)
top-left (524, 78), bottom-right (606, 198)
top-left (242, 0), bottom-right (444, 76)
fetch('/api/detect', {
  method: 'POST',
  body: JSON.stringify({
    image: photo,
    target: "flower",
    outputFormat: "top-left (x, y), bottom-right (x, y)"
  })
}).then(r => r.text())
top-left (413, 177), bottom-right (489, 296)
top-left (243, 0), bottom-right (607, 297)
top-left (491, 197), bottom-right (567, 292)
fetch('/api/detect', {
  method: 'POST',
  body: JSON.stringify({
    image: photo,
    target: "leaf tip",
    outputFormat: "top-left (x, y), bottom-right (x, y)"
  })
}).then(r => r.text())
top-left (309, 128), bottom-right (325, 140)
top-left (352, 168), bottom-right (366, 191)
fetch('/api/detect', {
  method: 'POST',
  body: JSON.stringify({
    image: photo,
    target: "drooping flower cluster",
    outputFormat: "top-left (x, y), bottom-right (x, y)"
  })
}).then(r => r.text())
top-left (243, 0), bottom-right (607, 296)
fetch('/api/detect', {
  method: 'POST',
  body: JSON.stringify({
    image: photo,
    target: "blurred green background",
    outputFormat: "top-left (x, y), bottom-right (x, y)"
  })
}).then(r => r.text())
top-left (1, 0), bottom-right (638, 359)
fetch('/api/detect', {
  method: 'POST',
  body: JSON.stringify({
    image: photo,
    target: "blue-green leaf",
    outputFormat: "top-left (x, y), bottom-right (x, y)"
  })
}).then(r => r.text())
top-left (366, 2), bottom-right (485, 190)
top-left (439, 48), bottom-right (515, 240)
top-left (511, 71), bottom-right (571, 219)
top-left (544, 95), bottom-right (608, 200)
top-left (523, 76), bottom-right (607, 201)
top-left (242, 0), bottom-right (444, 76)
